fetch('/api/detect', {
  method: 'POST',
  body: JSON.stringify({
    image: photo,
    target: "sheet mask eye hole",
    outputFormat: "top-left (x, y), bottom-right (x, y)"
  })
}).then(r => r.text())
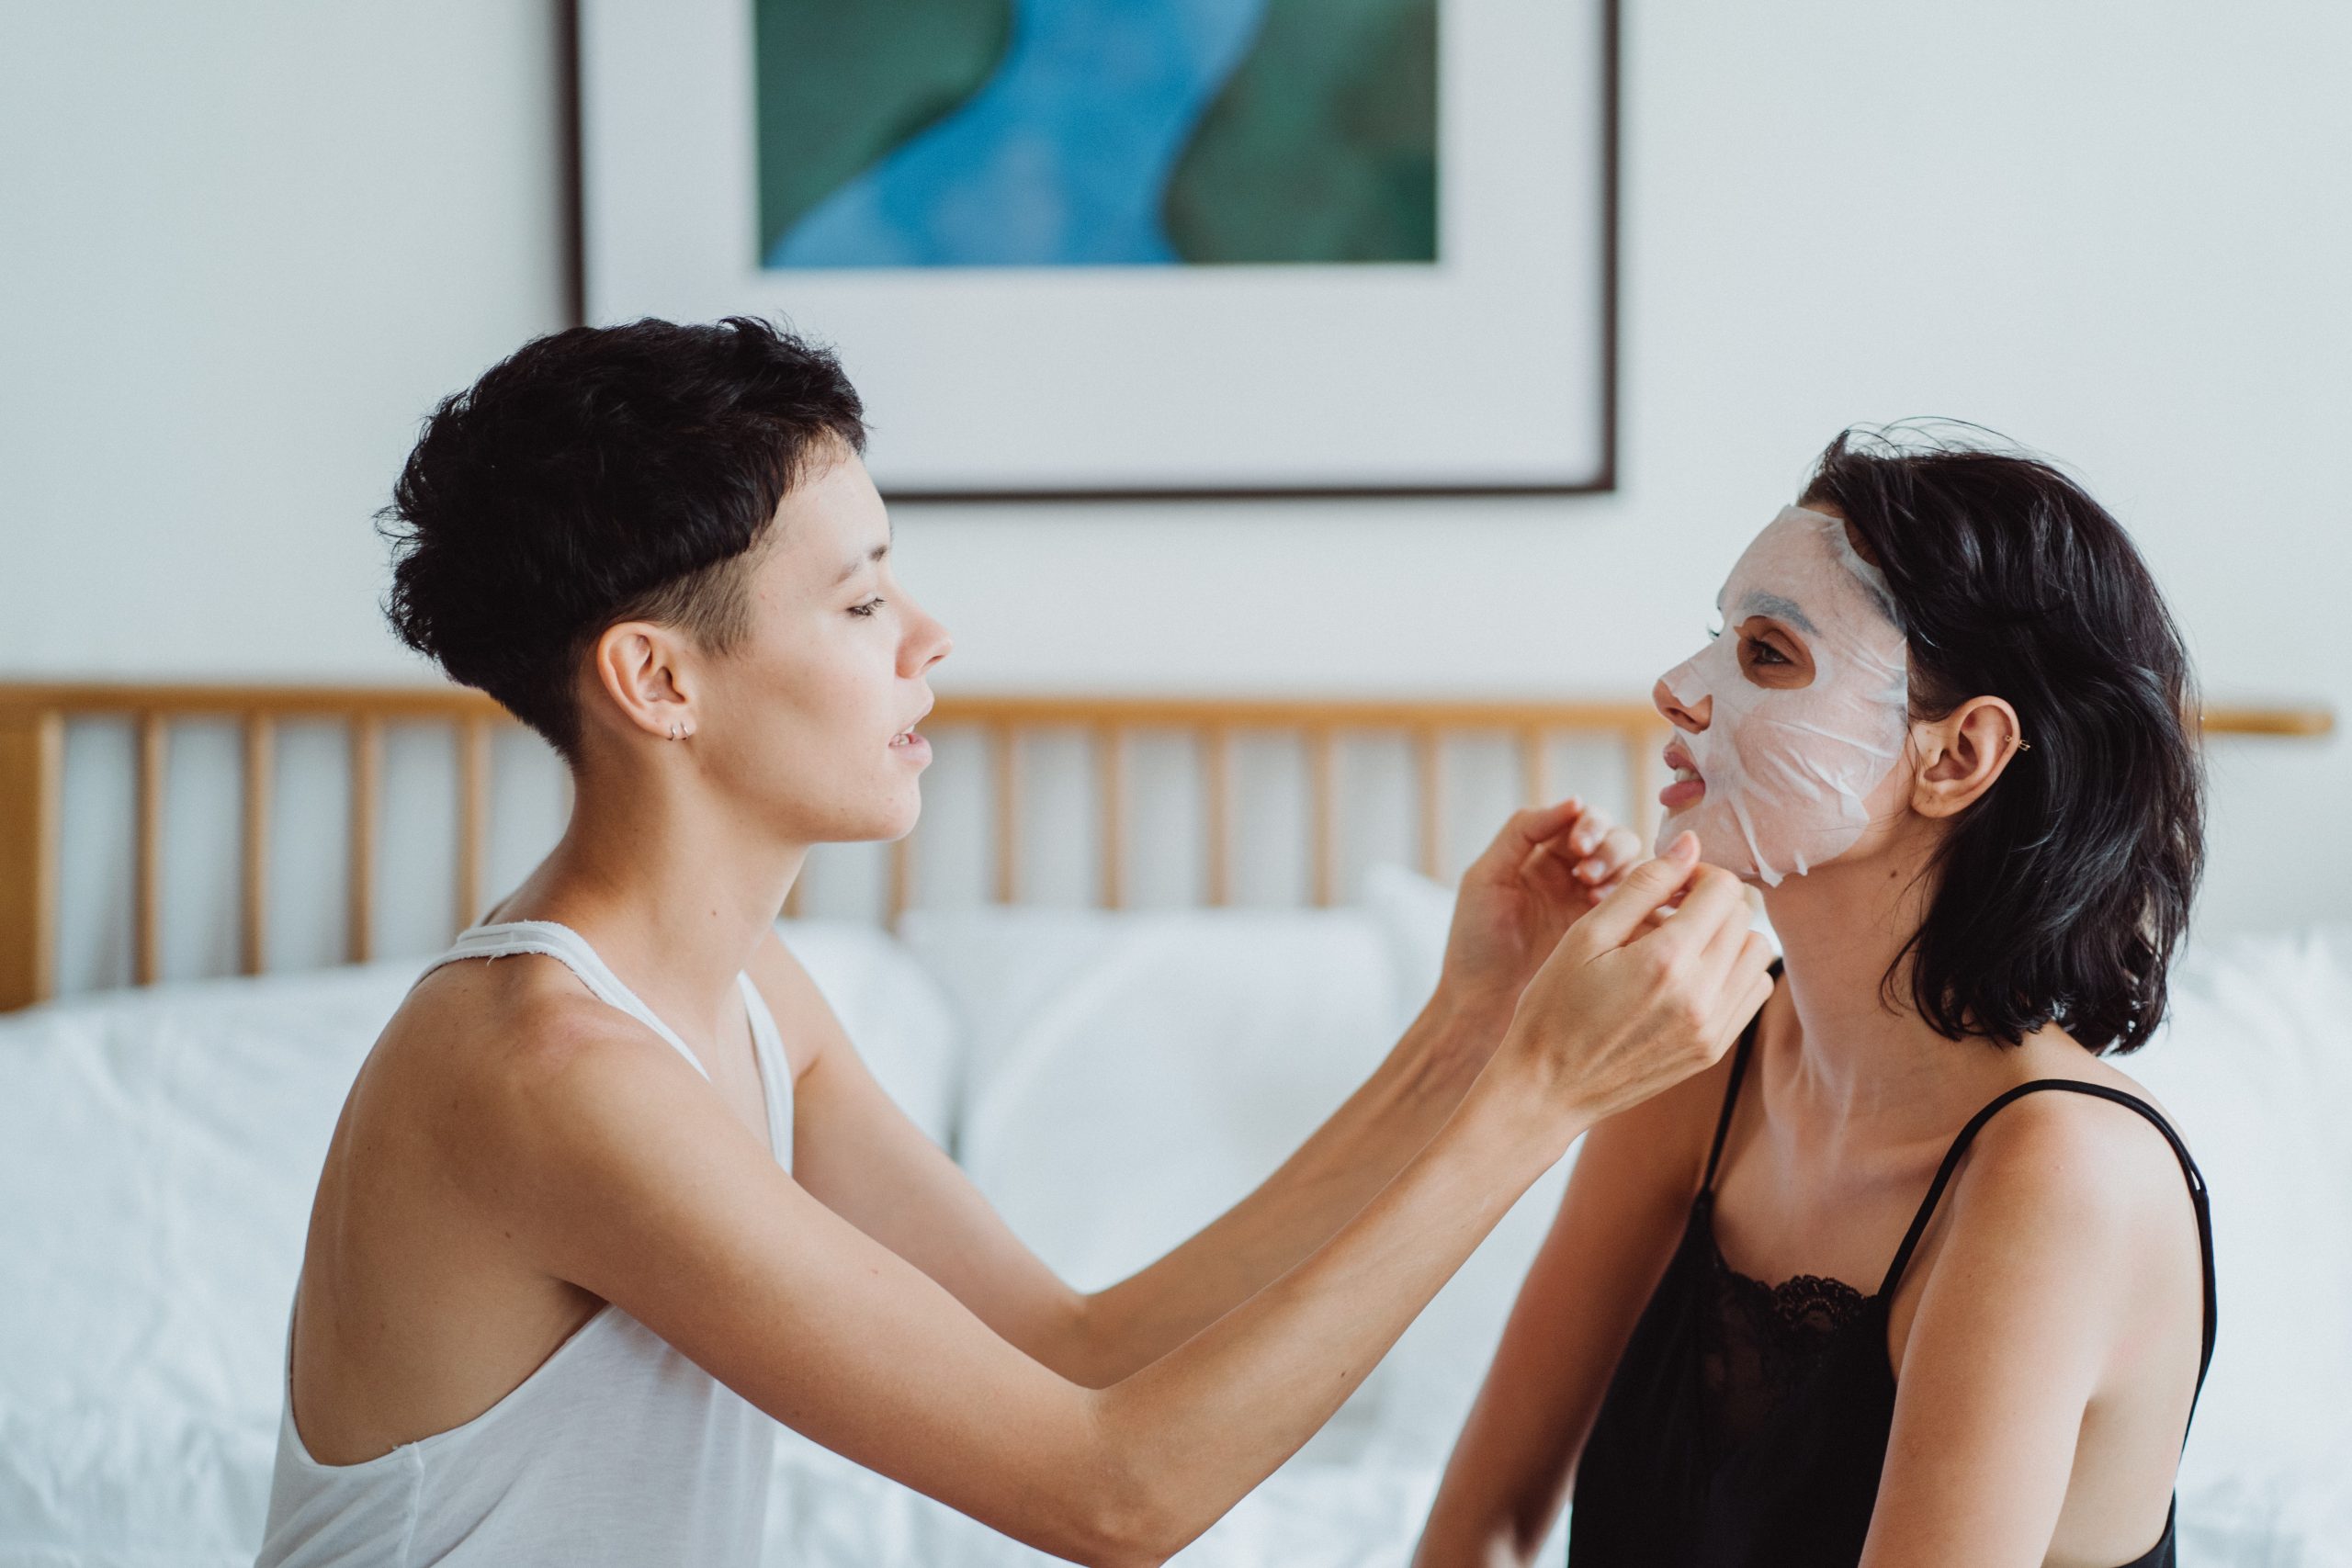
top-left (1735, 618), bottom-right (1816, 689)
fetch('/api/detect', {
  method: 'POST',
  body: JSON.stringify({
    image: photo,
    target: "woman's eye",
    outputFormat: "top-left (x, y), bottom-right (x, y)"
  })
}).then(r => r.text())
top-left (848, 596), bottom-right (886, 618)
top-left (1744, 637), bottom-right (1791, 667)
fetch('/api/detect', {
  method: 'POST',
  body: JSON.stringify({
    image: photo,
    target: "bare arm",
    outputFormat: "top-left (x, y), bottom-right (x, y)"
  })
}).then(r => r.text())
top-left (777, 798), bottom-right (1646, 1386)
top-left (457, 854), bottom-right (1770, 1567)
top-left (1408, 1056), bottom-right (1727, 1568)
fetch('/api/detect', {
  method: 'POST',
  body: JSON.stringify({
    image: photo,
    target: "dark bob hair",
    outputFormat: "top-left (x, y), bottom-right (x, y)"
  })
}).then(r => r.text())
top-left (1800, 425), bottom-right (2203, 1055)
top-left (381, 316), bottom-right (866, 758)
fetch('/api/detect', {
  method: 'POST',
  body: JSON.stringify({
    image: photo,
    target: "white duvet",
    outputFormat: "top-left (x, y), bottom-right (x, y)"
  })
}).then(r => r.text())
top-left (1, 892), bottom-right (2346, 1566)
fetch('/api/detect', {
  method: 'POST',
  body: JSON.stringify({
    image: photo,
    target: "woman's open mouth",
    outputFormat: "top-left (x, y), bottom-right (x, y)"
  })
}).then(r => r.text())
top-left (1659, 743), bottom-right (1705, 810)
top-left (889, 726), bottom-right (931, 762)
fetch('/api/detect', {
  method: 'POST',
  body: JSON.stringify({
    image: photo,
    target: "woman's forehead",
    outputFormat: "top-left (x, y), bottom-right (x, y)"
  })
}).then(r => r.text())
top-left (1717, 507), bottom-right (1871, 626)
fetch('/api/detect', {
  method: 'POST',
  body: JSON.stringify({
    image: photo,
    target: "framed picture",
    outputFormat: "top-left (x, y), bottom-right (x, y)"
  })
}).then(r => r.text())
top-left (576, 0), bottom-right (1617, 499)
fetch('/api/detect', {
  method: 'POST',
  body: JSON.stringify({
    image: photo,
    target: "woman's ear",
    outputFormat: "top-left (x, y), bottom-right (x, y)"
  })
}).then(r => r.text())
top-left (1909, 695), bottom-right (2024, 818)
top-left (587, 621), bottom-right (698, 744)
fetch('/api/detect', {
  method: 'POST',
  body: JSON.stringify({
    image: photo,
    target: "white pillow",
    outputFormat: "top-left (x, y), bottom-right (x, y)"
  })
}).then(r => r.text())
top-left (2127, 925), bottom-right (2352, 1550)
top-left (899, 904), bottom-right (1413, 1457)
top-left (0, 962), bottom-right (417, 1563)
top-left (904, 907), bottom-right (1409, 1289)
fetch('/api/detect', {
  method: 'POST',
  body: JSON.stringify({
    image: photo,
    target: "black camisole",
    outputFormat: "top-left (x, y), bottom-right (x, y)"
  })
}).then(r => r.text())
top-left (1569, 1003), bottom-right (2217, 1567)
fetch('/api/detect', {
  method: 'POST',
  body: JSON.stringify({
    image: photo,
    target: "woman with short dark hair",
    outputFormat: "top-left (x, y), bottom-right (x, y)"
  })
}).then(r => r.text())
top-left (1414, 430), bottom-right (2214, 1568)
top-left (255, 316), bottom-right (1775, 1567)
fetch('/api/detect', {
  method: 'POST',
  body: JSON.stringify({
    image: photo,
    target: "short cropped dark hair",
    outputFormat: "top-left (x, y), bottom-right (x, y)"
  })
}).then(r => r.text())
top-left (381, 316), bottom-right (866, 757)
top-left (1800, 426), bottom-right (2204, 1055)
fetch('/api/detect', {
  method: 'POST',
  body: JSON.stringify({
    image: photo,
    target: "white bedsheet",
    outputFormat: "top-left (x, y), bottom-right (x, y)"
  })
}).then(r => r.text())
top-left (1, 904), bottom-right (2346, 1566)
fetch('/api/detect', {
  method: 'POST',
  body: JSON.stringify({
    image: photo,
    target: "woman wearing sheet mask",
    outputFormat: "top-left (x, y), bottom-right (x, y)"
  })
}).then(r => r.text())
top-left (1415, 432), bottom-right (2216, 1568)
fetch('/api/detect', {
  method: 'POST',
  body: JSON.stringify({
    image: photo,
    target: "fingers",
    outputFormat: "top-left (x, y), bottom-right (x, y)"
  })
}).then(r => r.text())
top-left (1653, 863), bottom-right (1747, 960)
top-left (1561, 818), bottom-right (1643, 890)
top-left (1694, 880), bottom-right (1751, 970)
top-left (1467, 796), bottom-right (1585, 881)
top-left (1567, 834), bottom-right (1703, 951)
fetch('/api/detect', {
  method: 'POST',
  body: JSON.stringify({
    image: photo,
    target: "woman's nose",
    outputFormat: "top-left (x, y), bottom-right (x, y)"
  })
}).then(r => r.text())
top-left (900, 595), bottom-right (952, 677)
top-left (1653, 674), bottom-right (1711, 733)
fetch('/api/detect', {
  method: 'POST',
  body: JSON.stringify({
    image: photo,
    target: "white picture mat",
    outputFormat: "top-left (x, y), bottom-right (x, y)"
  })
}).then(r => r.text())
top-left (581, 0), bottom-right (1611, 493)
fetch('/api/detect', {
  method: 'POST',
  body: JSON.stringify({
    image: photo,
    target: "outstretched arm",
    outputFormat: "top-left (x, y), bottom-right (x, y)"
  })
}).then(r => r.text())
top-left (778, 798), bottom-right (1646, 1384)
top-left (462, 852), bottom-right (1770, 1567)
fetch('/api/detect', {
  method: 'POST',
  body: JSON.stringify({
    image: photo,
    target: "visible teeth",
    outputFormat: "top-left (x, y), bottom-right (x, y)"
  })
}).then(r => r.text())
top-left (1672, 765), bottom-right (1699, 783)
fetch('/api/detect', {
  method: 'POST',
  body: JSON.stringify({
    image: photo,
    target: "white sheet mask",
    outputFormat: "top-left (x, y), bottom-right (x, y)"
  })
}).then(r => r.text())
top-left (1656, 505), bottom-right (1912, 885)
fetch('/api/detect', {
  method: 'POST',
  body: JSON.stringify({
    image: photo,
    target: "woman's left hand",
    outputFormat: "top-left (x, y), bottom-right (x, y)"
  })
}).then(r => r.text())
top-left (1433, 797), bottom-right (1645, 1024)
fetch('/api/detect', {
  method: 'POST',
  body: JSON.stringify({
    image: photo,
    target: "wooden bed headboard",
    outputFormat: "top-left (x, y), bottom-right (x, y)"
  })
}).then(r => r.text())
top-left (0, 682), bottom-right (2334, 1012)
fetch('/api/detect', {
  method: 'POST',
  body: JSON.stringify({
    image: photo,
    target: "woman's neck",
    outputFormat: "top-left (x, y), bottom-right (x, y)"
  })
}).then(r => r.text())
top-left (490, 757), bottom-right (806, 1048)
top-left (1758, 830), bottom-right (2014, 1145)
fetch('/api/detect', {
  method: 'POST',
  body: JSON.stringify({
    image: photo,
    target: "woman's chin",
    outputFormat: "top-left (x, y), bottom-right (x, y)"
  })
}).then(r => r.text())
top-left (1658, 810), bottom-right (1762, 883)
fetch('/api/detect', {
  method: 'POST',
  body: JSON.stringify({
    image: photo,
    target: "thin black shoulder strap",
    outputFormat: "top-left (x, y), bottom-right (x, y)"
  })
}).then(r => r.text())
top-left (1700, 961), bottom-right (1782, 1193)
top-left (1877, 1080), bottom-right (2218, 1416)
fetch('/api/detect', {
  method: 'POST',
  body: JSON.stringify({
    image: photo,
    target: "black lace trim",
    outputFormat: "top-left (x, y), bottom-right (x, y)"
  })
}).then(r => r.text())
top-left (1713, 1254), bottom-right (1871, 1339)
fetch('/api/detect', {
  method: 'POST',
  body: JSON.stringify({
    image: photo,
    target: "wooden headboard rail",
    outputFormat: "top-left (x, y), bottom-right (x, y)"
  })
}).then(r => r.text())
top-left (0, 682), bottom-right (2334, 1012)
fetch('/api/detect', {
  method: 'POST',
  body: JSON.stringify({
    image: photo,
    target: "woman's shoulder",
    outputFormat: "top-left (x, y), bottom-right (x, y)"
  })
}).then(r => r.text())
top-left (371, 957), bottom-right (708, 1151)
top-left (1957, 1047), bottom-right (2190, 1190)
top-left (1935, 1052), bottom-right (2202, 1286)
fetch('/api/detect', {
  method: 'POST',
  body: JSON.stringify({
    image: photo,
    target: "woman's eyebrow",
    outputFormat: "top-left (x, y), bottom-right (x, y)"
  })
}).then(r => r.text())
top-left (1738, 591), bottom-right (1816, 635)
top-left (831, 540), bottom-right (889, 586)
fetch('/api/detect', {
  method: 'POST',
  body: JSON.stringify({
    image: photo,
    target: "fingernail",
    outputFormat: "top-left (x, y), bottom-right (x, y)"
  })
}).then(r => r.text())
top-left (1669, 831), bottom-right (1700, 861)
top-left (1577, 858), bottom-right (1604, 880)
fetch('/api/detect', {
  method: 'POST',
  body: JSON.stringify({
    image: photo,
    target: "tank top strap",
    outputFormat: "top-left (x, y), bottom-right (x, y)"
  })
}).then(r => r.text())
top-left (1876, 1080), bottom-right (2217, 1421)
top-left (1700, 960), bottom-right (1783, 1193)
top-left (422, 920), bottom-right (713, 1082)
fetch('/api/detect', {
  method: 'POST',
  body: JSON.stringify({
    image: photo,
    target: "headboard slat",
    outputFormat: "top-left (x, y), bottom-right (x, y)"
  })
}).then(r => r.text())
top-left (1306, 727), bottom-right (1339, 908)
top-left (241, 716), bottom-right (273, 976)
top-left (1413, 728), bottom-right (1444, 881)
top-left (347, 717), bottom-right (381, 965)
top-left (1202, 727), bottom-right (1233, 908)
top-left (133, 715), bottom-right (167, 987)
top-left (0, 711), bottom-right (62, 1010)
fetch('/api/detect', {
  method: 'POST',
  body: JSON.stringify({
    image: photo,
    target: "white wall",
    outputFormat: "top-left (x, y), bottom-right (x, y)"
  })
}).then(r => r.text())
top-left (4, 0), bottom-right (2346, 937)
top-left (0, 2), bottom-right (569, 675)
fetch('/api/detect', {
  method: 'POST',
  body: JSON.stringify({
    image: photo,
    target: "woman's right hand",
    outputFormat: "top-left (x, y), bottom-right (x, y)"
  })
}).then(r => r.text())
top-left (1487, 831), bottom-right (1776, 1130)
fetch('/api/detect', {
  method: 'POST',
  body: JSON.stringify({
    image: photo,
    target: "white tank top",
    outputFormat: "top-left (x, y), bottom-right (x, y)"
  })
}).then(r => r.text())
top-left (255, 920), bottom-right (796, 1568)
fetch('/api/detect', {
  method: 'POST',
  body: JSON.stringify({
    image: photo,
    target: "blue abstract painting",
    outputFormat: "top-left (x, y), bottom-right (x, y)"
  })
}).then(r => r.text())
top-left (754, 0), bottom-right (1439, 268)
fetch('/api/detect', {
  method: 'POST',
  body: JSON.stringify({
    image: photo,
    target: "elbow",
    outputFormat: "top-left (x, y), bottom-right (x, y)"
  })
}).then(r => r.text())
top-left (1070, 1484), bottom-right (1182, 1568)
top-left (1064, 1441), bottom-right (1192, 1568)
top-left (1070, 1534), bottom-right (1171, 1568)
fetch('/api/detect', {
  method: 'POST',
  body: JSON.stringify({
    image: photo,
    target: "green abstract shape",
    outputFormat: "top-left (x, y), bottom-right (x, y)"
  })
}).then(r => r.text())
top-left (754, 0), bottom-right (1013, 261)
top-left (1163, 0), bottom-right (1439, 265)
